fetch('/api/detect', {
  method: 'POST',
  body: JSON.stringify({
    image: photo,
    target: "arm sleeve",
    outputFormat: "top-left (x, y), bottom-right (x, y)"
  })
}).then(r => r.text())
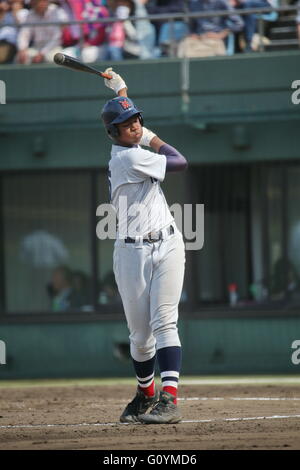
top-left (123, 148), bottom-right (167, 182)
top-left (158, 144), bottom-right (188, 173)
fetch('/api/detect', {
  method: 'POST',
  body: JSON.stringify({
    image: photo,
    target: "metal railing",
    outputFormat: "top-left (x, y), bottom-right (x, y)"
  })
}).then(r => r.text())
top-left (1, 4), bottom-right (299, 27)
top-left (0, 4), bottom-right (299, 57)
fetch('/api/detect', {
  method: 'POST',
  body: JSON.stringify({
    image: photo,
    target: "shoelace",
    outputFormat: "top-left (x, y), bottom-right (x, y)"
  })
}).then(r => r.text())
top-left (151, 398), bottom-right (171, 415)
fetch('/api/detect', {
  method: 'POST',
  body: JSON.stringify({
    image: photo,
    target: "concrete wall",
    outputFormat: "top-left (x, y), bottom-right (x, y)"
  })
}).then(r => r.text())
top-left (0, 315), bottom-right (299, 379)
top-left (1, 51), bottom-right (300, 170)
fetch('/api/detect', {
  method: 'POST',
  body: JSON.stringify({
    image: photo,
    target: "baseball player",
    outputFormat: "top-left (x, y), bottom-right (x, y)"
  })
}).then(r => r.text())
top-left (101, 68), bottom-right (187, 424)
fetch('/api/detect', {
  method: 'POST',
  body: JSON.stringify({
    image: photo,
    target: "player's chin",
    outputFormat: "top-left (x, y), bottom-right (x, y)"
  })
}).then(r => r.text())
top-left (132, 134), bottom-right (142, 144)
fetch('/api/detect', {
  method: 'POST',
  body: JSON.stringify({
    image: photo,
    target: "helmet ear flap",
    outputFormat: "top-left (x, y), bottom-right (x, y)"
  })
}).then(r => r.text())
top-left (107, 124), bottom-right (119, 139)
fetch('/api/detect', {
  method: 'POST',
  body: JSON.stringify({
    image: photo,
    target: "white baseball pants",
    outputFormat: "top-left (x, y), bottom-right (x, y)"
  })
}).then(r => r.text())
top-left (113, 226), bottom-right (185, 362)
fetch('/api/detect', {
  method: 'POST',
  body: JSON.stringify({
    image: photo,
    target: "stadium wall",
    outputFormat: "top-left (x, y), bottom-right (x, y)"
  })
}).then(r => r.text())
top-left (1, 52), bottom-right (300, 380)
top-left (0, 315), bottom-right (299, 379)
top-left (0, 51), bottom-right (300, 170)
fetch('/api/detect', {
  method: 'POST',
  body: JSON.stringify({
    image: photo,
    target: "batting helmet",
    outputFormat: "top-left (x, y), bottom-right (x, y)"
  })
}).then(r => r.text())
top-left (101, 96), bottom-right (143, 141)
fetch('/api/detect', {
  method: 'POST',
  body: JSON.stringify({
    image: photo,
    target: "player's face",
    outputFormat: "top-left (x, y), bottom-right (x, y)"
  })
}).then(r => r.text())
top-left (117, 115), bottom-right (142, 147)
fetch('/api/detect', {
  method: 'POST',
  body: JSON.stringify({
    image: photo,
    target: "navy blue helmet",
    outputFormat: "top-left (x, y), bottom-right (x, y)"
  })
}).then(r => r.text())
top-left (101, 96), bottom-right (143, 141)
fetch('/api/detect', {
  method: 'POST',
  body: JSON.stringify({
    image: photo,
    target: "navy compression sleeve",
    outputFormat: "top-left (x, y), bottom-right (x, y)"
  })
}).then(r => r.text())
top-left (158, 144), bottom-right (188, 173)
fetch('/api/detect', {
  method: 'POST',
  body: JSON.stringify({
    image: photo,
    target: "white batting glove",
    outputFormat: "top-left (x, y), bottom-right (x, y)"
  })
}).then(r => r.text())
top-left (104, 67), bottom-right (127, 95)
top-left (139, 127), bottom-right (157, 147)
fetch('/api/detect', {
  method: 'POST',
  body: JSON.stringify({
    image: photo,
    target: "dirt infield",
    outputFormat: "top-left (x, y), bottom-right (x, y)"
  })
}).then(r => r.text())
top-left (0, 382), bottom-right (300, 450)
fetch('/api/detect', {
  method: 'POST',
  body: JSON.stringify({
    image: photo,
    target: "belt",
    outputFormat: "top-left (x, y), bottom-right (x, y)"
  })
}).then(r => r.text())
top-left (125, 225), bottom-right (174, 244)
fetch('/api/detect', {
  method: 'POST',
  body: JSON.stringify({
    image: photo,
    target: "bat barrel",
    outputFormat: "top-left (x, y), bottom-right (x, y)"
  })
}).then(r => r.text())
top-left (53, 53), bottom-right (112, 79)
top-left (53, 52), bottom-right (65, 65)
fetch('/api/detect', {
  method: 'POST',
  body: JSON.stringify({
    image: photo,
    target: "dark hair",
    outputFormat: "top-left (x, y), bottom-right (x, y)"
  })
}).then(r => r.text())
top-left (54, 265), bottom-right (73, 283)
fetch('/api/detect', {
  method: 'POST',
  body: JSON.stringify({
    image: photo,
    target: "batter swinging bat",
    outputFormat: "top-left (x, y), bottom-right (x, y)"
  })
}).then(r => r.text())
top-left (53, 53), bottom-right (112, 80)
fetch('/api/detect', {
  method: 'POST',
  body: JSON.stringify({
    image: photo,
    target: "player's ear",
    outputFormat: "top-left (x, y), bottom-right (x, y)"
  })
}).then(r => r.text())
top-left (107, 125), bottom-right (119, 138)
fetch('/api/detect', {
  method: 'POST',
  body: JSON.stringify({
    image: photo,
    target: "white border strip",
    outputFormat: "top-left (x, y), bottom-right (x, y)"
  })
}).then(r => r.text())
top-left (177, 397), bottom-right (300, 401)
top-left (180, 378), bottom-right (300, 385)
top-left (98, 396), bottom-right (300, 403)
top-left (1, 414), bottom-right (300, 429)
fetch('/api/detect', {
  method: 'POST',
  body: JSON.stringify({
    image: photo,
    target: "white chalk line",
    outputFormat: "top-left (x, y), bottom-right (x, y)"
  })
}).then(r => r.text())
top-left (105, 397), bottom-right (300, 403)
top-left (180, 378), bottom-right (300, 385)
top-left (183, 415), bottom-right (300, 423)
top-left (1, 414), bottom-right (300, 430)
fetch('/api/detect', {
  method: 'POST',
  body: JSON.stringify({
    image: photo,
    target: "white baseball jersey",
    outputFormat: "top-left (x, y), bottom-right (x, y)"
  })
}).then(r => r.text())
top-left (108, 144), bottom-right (174, 238)
top-left (109, 143), bottom-right (185, 363)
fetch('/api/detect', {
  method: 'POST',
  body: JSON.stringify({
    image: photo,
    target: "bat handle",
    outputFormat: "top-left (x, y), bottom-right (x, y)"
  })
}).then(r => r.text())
top-left (100, 73), bottom-right (113, 80)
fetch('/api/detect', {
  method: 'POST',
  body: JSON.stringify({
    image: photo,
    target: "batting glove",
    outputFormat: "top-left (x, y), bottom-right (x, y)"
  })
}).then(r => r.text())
top-left (139, 127), bottom-right (157, 147)
top-left (104, 67), bottom-right (127, 95)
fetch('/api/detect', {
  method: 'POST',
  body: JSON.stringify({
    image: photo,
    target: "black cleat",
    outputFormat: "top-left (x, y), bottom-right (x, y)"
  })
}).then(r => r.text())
top-left (139, 391), bottom-right (182, 424)
top-left (120, 388), bottom-right (158, 423)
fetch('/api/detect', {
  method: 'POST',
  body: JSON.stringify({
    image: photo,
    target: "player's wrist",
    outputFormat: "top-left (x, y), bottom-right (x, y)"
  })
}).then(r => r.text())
top-left (117, 87), bottom-right (128, 97)
top-left (114, 81), bottom-right (127, 94)
top-left (150, 136), bottom-right (166, 152)
top-left (104, 67), bottom-right (127, 95)
top-left (140, 127), bottom-right (157, 147)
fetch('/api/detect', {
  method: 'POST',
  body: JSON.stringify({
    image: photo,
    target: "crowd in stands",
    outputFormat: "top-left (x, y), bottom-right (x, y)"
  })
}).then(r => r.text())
top-left (47, 265), bottom-right (120, 311)
top-left (0, 0), bottom-right (298, 64)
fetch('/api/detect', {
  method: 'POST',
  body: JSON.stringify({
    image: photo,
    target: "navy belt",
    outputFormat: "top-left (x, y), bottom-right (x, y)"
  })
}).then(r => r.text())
top-left (125, 225), bottom-right (174, 244)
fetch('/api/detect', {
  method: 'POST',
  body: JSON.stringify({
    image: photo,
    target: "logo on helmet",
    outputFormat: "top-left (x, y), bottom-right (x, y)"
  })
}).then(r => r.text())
top-left (119, 99), bottom-right (132, 110)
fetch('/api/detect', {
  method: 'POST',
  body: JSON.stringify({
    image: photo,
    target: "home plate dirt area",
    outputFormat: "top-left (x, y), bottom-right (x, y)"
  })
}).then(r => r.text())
top-left (0, 382), bottom-right (300, 450)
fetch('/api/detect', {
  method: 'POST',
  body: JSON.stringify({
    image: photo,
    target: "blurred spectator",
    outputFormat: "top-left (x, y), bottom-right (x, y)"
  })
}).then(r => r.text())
top-left (233, 0), bottom-right (274, 52)
top-left (133, 0), bottom-right (157, 58)
top-left (57, 0), bottom-right (82, 52)
top-left (47, 266), bottom-right (92, 311)
top-left (105, 0), bottom-right (156, 60)
top-left (20, 230), bottom-right (69, 268)
top-left (102, 0), bottom-right (127, 60)
top-left (146, 0), bottom-right (188, 55)
top-left (17, 0), bottom-right (69, 64)
top-left (56, 0), bottom-right (110, 63)
top-left (81, 0), bottom-right (109, 62)
top-left (0, 0), bottom-right (18, 63)
top-left (177, 0), bottom-right (243, 57)
top-left (71, 270), bottom-right (93, 310)
top-left (121, 0), bottom-right (154, 58)
top-left (48, 265), bottom-right (74, 311)
top-left (9, 0), bottom-right (29, 23)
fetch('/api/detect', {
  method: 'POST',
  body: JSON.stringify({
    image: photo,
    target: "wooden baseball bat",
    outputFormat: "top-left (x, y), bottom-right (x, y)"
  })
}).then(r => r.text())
top-left (53, 53), bottom-right (112, 79)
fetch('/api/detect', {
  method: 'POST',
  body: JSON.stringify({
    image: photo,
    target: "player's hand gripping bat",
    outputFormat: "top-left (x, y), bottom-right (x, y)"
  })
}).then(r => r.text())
top-left (53, 53), bottom-right (112, 80)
